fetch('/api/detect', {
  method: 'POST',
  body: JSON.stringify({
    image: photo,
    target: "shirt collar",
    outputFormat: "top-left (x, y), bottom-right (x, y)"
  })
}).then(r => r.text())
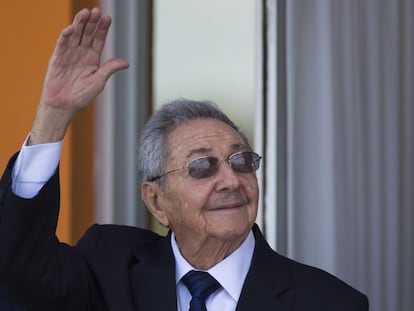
top-left (171, 230), bottom-right (255, 302)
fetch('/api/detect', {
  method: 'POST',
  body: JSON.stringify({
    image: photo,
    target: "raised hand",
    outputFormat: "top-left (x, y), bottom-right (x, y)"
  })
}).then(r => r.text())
top-left (29, 8), bottom-right (129, 145)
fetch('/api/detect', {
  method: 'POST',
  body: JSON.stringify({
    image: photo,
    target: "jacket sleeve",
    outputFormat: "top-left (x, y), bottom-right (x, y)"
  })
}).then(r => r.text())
top-left (0, 153), bottom-right (95, 310)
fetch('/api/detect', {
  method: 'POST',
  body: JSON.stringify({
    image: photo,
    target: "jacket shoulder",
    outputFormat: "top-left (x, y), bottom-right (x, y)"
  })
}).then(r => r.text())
top-left (250, 225), bottom-right (369, 310)
top-left (85, 223), bottom-right (162, 241)
top-left (76, 224), bottom-right (164, 257)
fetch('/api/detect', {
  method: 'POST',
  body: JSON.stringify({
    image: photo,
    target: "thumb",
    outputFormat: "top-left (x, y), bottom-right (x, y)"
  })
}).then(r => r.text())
top-left (99, 58), bottom-right (130, 81)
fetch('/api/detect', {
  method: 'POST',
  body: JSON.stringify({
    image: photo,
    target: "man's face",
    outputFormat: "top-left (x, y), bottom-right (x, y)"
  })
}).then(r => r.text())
top-left (145, 118), bottom-right (259, 255)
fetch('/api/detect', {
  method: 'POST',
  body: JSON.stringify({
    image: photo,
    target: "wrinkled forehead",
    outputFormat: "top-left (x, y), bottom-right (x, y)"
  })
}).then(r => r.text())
top-left (165, 119), bottom-right (248, 162)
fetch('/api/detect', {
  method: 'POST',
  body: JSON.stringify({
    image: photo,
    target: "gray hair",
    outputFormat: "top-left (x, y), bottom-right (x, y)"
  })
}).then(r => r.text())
top-left (138, 98), bottom-right (251, 187)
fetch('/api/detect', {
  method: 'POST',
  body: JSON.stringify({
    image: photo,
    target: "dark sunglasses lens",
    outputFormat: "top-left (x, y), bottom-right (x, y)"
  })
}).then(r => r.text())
top-left (188, 157), bottom-right (219, 178)
top-left (231, 152), bottom-right (261, 172)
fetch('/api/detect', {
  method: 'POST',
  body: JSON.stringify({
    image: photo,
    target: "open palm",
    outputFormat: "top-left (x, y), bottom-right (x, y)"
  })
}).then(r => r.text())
top-left (41, 8), bottom-right (128, 111)
top-left (30, 8), bottom-right (128, 144)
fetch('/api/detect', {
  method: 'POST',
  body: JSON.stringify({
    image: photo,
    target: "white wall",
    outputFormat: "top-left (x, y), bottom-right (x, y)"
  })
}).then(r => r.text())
top-left (153, 0), bottom-right (257, 141)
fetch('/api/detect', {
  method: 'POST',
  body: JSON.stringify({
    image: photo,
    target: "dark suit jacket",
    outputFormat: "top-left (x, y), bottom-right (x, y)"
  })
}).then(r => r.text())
top-left (0, 286), bottom-right (25, 311)
top-left (0, 154), bottom-right (369, 310)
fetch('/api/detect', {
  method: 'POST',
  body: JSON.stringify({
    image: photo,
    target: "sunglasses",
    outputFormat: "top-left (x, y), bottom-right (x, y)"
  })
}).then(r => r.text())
top-left (149, 151), bottom-right (262, 181)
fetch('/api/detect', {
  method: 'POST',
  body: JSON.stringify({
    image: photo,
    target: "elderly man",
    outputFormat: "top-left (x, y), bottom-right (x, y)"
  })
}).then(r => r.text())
top-left (0, 8), bottom-right (368, 311)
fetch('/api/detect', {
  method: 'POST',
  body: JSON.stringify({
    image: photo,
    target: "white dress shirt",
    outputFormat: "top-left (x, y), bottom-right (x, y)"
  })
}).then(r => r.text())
top-left (172, 231), bottom-right (254, 311)
top-left (12, 135), bottom-right (62, 198)
top-left (11, 135), bottom-right (256, 310)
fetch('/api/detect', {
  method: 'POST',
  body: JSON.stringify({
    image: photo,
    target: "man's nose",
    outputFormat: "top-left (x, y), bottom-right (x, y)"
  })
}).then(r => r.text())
top-left (213, 160), bottom-right (241, 192)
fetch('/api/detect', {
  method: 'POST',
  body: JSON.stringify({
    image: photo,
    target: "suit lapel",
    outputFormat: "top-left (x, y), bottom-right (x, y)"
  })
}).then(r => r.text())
top-left (128, 225), bottom-right (295, 311)
top-left (236, 225), bottom-right (294, 311)
top-left (129, 232), bottom-right (178, 311)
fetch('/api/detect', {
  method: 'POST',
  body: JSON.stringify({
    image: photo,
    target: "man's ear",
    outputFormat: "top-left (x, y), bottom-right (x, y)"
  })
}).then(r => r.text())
top-left (141, 182), bottom-right (169, 227)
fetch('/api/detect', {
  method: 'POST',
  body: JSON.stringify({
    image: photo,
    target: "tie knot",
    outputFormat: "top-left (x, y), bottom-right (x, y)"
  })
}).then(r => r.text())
top-left (182, 270), bottom-right (221, 301)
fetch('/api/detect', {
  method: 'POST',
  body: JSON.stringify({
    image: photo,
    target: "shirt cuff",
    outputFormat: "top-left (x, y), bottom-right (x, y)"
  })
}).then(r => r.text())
top-left (12, 134), bottom-right (63, 198)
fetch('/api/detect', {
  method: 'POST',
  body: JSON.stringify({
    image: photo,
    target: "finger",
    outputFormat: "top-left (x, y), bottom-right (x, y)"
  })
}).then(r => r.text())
top-left (98, 58), bottom-right (130, 82)
top-left (68, 8), bottom-right (91, 47)
top-left (80, 7), bottom-right (102, 47)
top-left (91, 15), bottom-right (112, 54)
top-left (52, 25), bottom-right (75, 57)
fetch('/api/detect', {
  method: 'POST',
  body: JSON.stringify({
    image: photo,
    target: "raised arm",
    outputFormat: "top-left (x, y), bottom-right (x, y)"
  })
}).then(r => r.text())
top-left (29, 7), bottom-right (129, 145)
top-left (0, 9), bottom-right (129, 308)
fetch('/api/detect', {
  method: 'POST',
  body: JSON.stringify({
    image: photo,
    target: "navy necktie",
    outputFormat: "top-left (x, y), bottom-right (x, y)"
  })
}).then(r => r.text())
top-left (182, 270), bottom-right (221, 311)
